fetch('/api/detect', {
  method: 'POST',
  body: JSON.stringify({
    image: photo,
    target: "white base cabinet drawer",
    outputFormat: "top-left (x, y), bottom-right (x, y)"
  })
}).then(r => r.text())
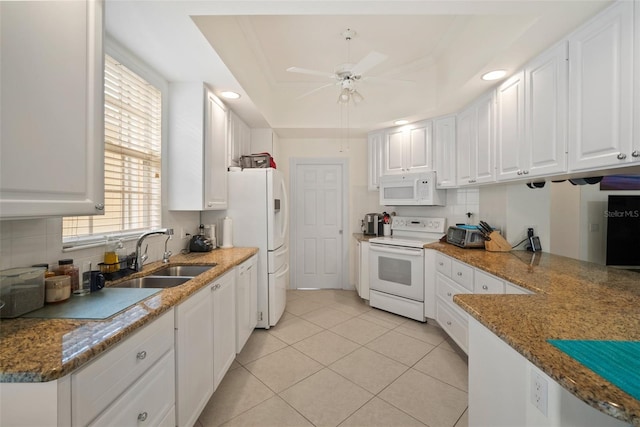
top-left (89, 349), bottom-right (175, 427)
top-left (72, 310), bottom-right (174, 427)
top-left (451, 259), bottom-right (474, 291)
top-left (436, 273), bottom-right (471, 304)
top-left (435, 253), bottom-right (452, 277)
top-left (474, 270), bottom-right (505, 294)
top-left (436, 300), bottom-right (468, 354)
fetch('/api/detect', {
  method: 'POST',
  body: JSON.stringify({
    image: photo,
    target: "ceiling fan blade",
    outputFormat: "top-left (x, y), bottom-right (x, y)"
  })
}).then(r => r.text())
top-left (296, 82), bottom-right (337, 100)
top-left (350, 51), bottom-right (388, 77)
top-left (286, 67), bottom-right (336, 79)
top-left (362, 75), bottom-right (416, 86)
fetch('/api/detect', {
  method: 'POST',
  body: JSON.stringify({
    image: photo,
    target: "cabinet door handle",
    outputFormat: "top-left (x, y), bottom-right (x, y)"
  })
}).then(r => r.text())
top-left (95, 203), bottom-right (105, 211)
top-left (447, 292), bottom-right (452, 297)
top-left (438, 262), bottom-right (444, 266)
top-left (136, 350), bottom-right (147, 360)
top-left (632, 151), bottom-right (639, 158)
top-left (523, 170), bottom-right (529, 175)
top-left (482, 285), bottom-right (488, 290)
top-left (517, 170), bottom-right (523, 176)
top-left (617, 153), bottom-right (627, 160)
top-left (457, 271), bottom-right (463, 276)
top-left (446, 321), bottom-right (452, 326)
top-left (138, 412), bottom-right (148, 422)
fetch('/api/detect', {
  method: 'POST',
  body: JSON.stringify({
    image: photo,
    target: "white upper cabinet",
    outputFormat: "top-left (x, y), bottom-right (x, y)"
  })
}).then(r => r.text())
top-left (567, 0), bottom-right (634, 171)
top-left (383, 120), bottom-right (433, 175)
top-left (168, 84), bottom-right (228, 211)
top-left (228, 111), bottom-right (251, 167)
top-left (457, 92), bottom-right (496, 186)
top-left (496, 71), bottom-right (526, 181)
top-left (0, 0), bottom-right (105, 218)
top-left (433, 116), bottom-right (457, 188)
top-left (367, 130), bottom-right (384, 190)
top-left (496, 42), bottom-right (569, 181)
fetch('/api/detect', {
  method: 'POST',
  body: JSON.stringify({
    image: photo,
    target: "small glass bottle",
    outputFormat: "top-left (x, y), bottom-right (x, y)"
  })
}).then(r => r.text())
top-left (32, 263), bottom-right (56, 278)
top-left (56, 259), bottom-right (80, 294)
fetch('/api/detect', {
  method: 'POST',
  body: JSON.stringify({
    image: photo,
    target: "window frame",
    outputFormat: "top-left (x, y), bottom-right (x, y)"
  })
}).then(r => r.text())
top-left (62, 38), bottom-right (169, 249)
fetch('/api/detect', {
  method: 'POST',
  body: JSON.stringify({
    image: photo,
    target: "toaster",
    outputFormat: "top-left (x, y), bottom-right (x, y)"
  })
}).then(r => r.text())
top-left (446, 225), bottom-right (488, 248)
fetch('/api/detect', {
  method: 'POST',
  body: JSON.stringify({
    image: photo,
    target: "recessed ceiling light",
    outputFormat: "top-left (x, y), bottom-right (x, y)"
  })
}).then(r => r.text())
top-left (394, 120), bottom-right (409, 125)
top-left (481, 70), bottom-right (507, 81)
top-left (220, 91), bottom-right (241, 99)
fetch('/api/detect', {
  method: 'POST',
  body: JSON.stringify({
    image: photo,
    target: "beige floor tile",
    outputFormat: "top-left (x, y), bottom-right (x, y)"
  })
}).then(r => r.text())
top-left (455, 408), bottom-right (469, 427)
top-left (330, 347), bottom-right (408, 394)
top-left (301, 306), bottom-right (356, 329)
top-left (330, 317), bottom-right (389, 345)
top-left (437, 336), bottom-right (462, 353)
top-left (221, 395), bottom-right (314, 427)
top-left (395, 320), bottom-right (447, 346)
top-left (268, 316), bottom-right (323, 344)
top-left (358, 308), bottom-right (408, 329)
top-left (280, 368), bottom-right (373, 427)
top-left (236, 330), bottom-right (288, 365)
top-left (379, 369), bottom-right (467, 427)
top-left (244, 347), bottom-right (322, 392)
top-left (339, 397), bottom-right (425, 427)
top-left (293, 330), bottom-right (360, 365)
top-left (198, 367), bottom-right (274, 427)
top-left (229, 359), bottom-right (241, 370)
top-left (413, 347), bottom-right (469, 392)
top-left (366, 330), bottom-right (435, 366)
top-left (279, 310), bottom-right (298, 323)
top-left (287, 292), bottom-right (304, 303)
top-left (285, 298), bottom-right (326, 316)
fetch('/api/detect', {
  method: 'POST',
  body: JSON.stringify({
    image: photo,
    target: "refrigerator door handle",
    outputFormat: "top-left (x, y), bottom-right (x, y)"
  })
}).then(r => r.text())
top-left (280, 178), bottom-right (288, 239)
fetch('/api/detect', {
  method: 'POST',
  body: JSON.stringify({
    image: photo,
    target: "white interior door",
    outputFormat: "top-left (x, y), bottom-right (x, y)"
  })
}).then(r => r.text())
top-left (292, 161), bottom-right (345, 289)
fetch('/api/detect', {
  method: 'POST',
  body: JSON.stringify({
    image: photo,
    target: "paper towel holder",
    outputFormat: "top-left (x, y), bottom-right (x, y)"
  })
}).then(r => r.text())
top-left (221, 216), bottom-right (234, 248)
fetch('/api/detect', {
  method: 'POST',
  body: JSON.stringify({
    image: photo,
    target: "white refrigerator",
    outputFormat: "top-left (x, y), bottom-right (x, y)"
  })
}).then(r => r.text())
top-left (227, 168), bottom-right (289, 328)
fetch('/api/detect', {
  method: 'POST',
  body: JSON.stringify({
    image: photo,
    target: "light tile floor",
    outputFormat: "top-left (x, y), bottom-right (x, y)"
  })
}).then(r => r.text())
top-left (197, 289), bottom-right (469, 427)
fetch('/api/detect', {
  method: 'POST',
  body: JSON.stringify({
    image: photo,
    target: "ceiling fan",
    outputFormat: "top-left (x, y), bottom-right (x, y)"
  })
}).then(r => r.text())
top-left (286, 29), bottom-right (394, 105)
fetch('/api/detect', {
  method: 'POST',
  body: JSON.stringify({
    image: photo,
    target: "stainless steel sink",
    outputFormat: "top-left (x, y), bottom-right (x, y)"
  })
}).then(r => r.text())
top-left (111, 276), bottom-right (192, 289)
top-left (149, 264), bottom-right (216, 277)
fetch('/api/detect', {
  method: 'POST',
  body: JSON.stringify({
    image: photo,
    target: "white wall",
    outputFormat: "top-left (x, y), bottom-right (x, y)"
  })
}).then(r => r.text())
top-left (549, 181), bottom-right (581, 259)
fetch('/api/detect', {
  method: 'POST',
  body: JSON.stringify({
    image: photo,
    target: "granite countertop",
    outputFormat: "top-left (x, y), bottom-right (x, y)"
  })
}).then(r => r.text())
top-left (0, 247), bottom-right (257, 383)
top-left (427, 242), bottom-right (640, 426)
top-left (353, 232), bottom-right (379, 242)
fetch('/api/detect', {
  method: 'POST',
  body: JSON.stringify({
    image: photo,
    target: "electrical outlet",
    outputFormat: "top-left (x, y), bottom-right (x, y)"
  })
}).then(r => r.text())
top-left (179, 228), bottom-right (190, 240)
top-left (531, 371), bottom-right (548, 416)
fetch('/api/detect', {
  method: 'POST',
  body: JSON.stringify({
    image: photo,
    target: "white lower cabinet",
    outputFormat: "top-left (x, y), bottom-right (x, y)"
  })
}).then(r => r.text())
top-left (433, 252), bottom-right (533, 354)
top-left (175, 284), bottom-right (215, 427)
top-left (355, 239), bottom-right (370, 300)
top-left (71, 310), bottom-right (175, 426)
top-left (213, 270), bottom-right (237, 391)
top-left (236, 255), bottom-right (258, 353)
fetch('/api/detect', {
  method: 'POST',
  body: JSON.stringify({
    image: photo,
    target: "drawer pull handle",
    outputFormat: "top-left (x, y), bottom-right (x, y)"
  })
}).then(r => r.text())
top-left (482, 285), bottom-right (488, 290)
top-left (446, 321), bottom-right (452, 326)
top-left (457, 272), bottom-right (463, 276)
top-left (447, 292), bottom-right (452, 297)
top-left (136, 351), bottom-right (147, 360)
top-left (438, 262), bottom-right (444, 266)
top-left (138, 412), bottom-right (148, 422)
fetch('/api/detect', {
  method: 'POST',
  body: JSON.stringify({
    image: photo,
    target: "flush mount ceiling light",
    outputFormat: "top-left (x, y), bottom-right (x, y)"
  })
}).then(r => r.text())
top-left (481, 70), bottom-right (507, 81)
top-left (394, 120), bottom-right (409, 125)
top-left (220, 91), bottom-right (241, 99)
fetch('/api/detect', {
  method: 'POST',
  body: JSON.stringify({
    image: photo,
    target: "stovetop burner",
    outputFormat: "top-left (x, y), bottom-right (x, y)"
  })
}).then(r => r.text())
top-left (369, 216), bottom-right (446, 248)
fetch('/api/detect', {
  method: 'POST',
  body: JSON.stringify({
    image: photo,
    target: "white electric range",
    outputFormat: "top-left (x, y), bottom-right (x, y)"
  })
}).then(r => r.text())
top-left (368, 216), bottom-right (446, 321)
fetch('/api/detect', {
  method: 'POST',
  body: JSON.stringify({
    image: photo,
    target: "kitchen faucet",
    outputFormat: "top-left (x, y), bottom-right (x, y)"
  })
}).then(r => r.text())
top-left (133, 228), bottom-right (174, 272)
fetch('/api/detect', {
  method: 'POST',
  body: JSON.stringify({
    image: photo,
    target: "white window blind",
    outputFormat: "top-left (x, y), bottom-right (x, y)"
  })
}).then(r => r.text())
top-left (63, 54), bottom-right (162, 244)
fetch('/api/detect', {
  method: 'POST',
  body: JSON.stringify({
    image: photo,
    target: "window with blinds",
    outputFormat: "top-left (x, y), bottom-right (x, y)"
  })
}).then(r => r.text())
top-left (63, 54), bottom-right (162, 244)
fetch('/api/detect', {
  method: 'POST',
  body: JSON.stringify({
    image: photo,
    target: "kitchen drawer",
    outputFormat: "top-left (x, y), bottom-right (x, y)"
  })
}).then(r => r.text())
top-left (435, 253), bottom-right (451, 277)
top-left (451, 260), bottom-right (474, 291)
top-left (436, 273), bottom-right (471, 306)
top-left (436, 300), bottom-right (468, 354)
top-left (72, 309), bottom-right (174, 427)
top-left (90, 349), bottom-right (175, 427)
top-left (474, 270), bottom-right (505, 294)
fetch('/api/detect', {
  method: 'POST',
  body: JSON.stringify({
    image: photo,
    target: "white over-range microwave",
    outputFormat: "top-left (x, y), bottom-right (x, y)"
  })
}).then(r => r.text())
top-left (379, 172), bottom-right (446, 206)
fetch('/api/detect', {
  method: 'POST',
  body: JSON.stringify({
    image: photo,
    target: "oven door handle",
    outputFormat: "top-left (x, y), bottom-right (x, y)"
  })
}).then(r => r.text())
top-left (370, 243), bottom-right (423, 257)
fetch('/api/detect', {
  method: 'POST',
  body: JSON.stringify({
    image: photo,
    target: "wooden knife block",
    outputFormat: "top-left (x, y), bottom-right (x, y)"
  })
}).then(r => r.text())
top-left (485, 231), bottom-right (512, 252)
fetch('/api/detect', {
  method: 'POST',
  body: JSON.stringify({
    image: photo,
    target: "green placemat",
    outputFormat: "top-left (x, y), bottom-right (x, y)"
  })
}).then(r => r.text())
top-left (548, 339), bottom-right (640, 400)
top-left (22, 288), bottom-right (161, 320)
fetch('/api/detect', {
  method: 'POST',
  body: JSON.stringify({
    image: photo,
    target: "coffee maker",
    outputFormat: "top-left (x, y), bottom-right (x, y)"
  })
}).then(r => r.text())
top-left (362, 213), bottom-right (381, 236)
